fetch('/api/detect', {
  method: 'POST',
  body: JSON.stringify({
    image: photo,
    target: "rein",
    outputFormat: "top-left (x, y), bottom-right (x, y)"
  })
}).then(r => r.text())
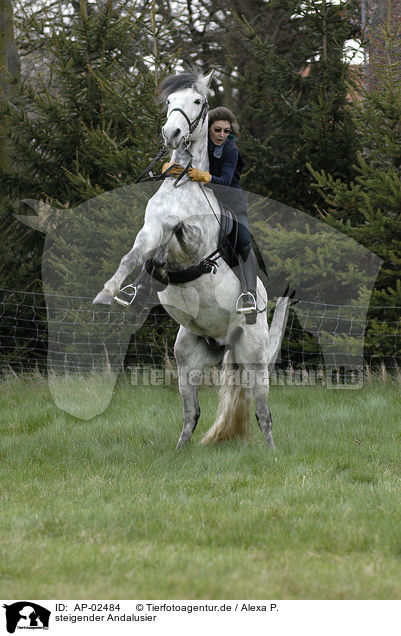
top-left (134, 147), bottom-right (167, 183)
top-left (134, 147), bottom-right (192, 187)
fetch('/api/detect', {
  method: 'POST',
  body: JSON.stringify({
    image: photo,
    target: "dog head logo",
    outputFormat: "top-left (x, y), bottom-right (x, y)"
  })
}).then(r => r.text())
top-left (2, 602), bottom-right (50, 633)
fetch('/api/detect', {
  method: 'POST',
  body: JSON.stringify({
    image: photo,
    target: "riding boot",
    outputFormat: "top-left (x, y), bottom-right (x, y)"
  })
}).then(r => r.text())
top-left (236, 244), bottom-right (257, 324)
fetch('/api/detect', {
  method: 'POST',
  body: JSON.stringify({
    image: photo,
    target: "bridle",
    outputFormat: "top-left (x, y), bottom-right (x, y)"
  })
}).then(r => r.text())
top-left (162, 98), bottom-right (209, 186)
top-left (164, 99), bottom-right (209, 147)
top-left (136, 98), bottom-right (208, 186)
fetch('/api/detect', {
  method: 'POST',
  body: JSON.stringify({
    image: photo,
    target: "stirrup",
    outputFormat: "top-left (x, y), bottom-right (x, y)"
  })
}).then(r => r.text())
top-left (236, 292), bottom-right (257, 315)
top-left (114, 284), bottom-right (138, 307)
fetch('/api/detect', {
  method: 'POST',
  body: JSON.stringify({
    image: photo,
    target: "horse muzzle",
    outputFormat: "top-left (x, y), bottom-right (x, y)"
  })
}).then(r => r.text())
top-left (162, 122), bottom-right (186, 149)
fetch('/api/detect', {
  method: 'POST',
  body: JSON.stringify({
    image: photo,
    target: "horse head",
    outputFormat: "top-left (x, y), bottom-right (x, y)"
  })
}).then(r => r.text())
top-left (14, 190), bottom-right (154, 419)
top-left (160, 70), bottom-right (214, 149)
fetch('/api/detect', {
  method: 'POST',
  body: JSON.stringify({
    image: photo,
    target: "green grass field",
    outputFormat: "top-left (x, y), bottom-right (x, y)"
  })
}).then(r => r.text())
top-left (0, 372), bottom-right (400, 599)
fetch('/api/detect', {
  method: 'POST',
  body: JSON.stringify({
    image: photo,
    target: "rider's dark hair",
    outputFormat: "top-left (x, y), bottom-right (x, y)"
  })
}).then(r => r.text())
top-left (208, 107), bottom-right (240, 138)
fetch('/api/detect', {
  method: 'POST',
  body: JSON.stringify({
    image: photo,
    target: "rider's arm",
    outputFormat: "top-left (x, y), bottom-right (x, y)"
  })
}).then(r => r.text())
top-left (210, 146), bottom-right (238, 186)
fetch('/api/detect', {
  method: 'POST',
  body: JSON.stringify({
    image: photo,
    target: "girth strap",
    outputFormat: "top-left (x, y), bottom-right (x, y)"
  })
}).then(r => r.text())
top-left (166, 253), bottom-right (221, 285)
top-left (146, 207), bottom-right (238, 286)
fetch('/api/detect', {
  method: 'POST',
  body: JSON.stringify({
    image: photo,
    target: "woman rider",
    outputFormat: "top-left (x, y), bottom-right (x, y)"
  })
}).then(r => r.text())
top-left (167, 106), bottom-right (258, 316)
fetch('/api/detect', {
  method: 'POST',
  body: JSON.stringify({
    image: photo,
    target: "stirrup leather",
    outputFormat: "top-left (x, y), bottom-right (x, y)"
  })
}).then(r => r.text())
top-left (114, 284), bottom-right (138, 307)
top-left (236, 291), bottom-right (257, 315)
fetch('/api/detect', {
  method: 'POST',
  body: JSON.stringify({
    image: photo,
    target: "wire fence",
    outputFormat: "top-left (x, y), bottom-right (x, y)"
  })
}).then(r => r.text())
top-left (0, 287), bottom-right (400, 375)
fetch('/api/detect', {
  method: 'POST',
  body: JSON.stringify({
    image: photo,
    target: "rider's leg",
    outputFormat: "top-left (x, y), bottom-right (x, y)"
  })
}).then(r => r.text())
top-left (234, 215), bottom-right (258, 316)
top-left (237, 241), bottom-right (257, 314)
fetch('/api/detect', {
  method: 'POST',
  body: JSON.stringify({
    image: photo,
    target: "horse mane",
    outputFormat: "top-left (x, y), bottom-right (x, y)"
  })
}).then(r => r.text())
top-left (158, 70), bottom-right (209, 105)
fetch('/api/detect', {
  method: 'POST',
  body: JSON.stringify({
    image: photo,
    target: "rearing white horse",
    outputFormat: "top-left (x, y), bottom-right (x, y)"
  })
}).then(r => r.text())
top-left (94, 70), bottom-right (289, 448)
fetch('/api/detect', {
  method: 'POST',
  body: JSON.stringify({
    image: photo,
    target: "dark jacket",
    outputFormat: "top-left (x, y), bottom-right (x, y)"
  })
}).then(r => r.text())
top-left (208, 136), bottom-right (244, 189)
top-left (208, 137), bottom-right (246, 214)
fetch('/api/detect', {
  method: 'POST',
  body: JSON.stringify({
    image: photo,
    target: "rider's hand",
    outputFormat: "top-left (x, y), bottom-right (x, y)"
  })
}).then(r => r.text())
top-left (188, 168), bottom-right (211, 183)
top-left (162, 162), bottom-right (185, 177)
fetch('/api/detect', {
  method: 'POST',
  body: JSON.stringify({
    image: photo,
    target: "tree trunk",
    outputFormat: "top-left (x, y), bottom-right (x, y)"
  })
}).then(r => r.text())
top-left (0, 0), bottom-right (20, 171)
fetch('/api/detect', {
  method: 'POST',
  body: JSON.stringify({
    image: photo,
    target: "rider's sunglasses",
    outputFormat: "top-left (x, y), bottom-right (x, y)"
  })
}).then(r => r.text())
top-left (213, 127), bottom-right (231, 133)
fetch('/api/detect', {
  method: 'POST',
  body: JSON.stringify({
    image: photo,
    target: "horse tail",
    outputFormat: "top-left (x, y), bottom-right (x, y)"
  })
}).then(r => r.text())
top-left (200, 350), bottom-right (252, 445)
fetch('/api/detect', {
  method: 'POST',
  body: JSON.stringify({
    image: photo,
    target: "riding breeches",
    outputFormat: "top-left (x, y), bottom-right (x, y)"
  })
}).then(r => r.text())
top-left (210, 184), bottom-right (251, 253)
top-left (235, 210), bottom-right (252, 253)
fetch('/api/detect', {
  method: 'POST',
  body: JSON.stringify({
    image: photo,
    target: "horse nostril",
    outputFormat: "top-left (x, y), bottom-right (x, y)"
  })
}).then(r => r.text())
top-left (173, 128), bottom-right (181, 138)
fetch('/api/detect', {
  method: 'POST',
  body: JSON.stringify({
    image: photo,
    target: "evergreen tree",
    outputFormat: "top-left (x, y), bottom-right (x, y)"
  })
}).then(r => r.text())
top-left (308, 14), bottom-right (401, 367)
top-left (364, 0), bottom-right (401, 90)
top-left (234, 0), bottom-right (359, 213)
top-left (0, 0), bottom-right (177, 291)
top-left (0, 0), bottom-right (179, 368)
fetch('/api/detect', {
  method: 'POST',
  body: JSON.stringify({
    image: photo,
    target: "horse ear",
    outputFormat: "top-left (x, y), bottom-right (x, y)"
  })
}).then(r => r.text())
top-left (204, 70), bottom-right (215, 89)
top-left (14, 200), bottom-right (57, 233)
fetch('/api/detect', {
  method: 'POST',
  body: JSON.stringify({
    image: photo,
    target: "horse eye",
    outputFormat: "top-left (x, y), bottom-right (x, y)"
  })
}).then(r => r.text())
top-left (194, 99), bottom-right (201, 105)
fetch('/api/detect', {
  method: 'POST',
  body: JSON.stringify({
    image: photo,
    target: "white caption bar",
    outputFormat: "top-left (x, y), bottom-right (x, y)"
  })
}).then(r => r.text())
top-left (1, 600), bottom-right (400, 635)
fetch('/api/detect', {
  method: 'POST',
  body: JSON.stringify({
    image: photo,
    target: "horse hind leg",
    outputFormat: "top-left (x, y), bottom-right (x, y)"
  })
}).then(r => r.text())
top-left (253, 371), bottom-right (275, 449)
top-left (176, 381), bottom-right (201, 449)
top-left (250, 296), bottom-right (292, 448)
top-left (174, 327), bottom-right (224, 448)
top-left (227, 324), bottom-right (275, 449)
top-left (200, 350), bottom-right (252, 445)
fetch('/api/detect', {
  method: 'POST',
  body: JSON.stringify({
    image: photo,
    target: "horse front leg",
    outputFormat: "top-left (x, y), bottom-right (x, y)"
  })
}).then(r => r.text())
top-left (94, 217), bottom-right (177, 304)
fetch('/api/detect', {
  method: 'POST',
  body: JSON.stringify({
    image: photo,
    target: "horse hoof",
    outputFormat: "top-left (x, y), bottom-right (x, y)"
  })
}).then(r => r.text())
top-left (266, 436), bottom-right (276, 450)
top-left (93, 290), bottom-right (114, 305)
top-left (175, 437), bottom-right (189, 449)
